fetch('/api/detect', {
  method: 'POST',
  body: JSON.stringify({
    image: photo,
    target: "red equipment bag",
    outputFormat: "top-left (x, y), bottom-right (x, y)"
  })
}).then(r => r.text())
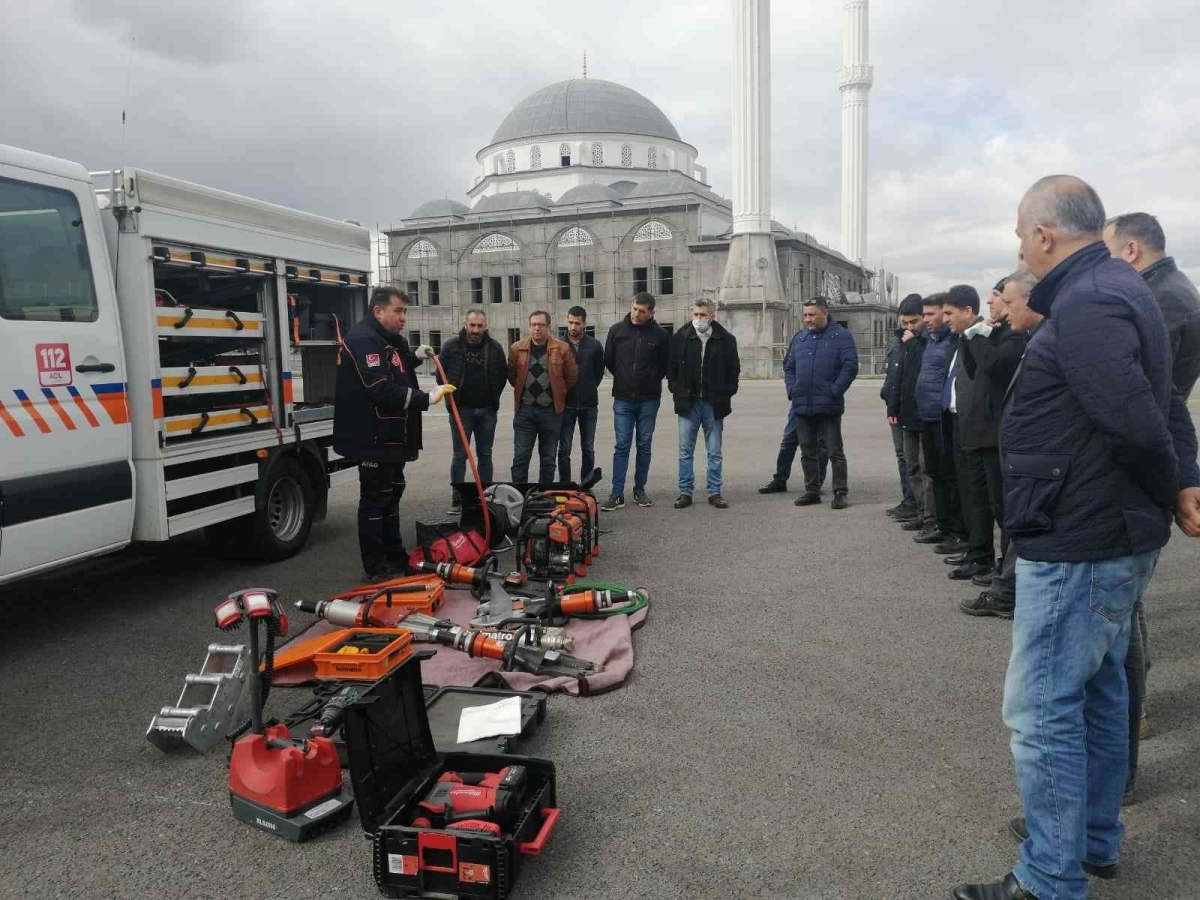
top-left (408, 520), bottom-right (489, 569)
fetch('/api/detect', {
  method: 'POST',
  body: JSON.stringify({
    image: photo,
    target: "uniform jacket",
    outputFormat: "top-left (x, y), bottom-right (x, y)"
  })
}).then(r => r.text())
top-left (333, 316), bottom-right (429, 463)
top-left (666, 321), bottom-right (741, 419)
top-left (507, 336), bottom-right (579, 414)
top-left (782, 321), bottom-right (859, 416)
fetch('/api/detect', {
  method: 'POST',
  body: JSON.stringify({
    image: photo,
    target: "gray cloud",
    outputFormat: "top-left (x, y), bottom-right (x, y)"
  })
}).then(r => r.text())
top-left (3, 0), bottom-right (1198, 297)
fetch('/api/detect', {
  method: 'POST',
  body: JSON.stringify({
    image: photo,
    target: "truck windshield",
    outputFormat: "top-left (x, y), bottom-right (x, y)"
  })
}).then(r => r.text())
top-left (0, 175), bottom-right (98, 323)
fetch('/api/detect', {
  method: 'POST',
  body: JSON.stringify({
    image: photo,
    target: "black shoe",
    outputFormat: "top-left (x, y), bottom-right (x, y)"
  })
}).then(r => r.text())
top-left (362, 563), bottom-right (407, 584)
top-left (632, 489), bottom-right (653, 507)
top-left (1008, 818), bottom-right (1118, 879)
top-left (950, 562), bottom-right (994, 581)
top-left (447, 491), bottom-right (462, 516)
top-left (952, 872), bottom-right (1040, 900)
top-left (673, 493), bottom-right (693, 509)
top-left (793, 493), bottom-right (822, 506)
top-left (708, 494), bottom-right (729, 509)
top-left (830, 493), bottom-right (848, 510)
top-left (960, 591), bottom-right (1015, 619)
top-left (601, 494), bottom-right (625, 511)
top-left (887, 501), bottom-right (916, 518)
top-left (758, 480), bottom-right (787, 494)
top-left (944, 552), bottom-right (970, 566)
top-left (934, 535), bottom-right (968, 554)
top-left (913, 529), bottom-right (947, 544)
top-left (901, 518), bottom-right (930, 531)
top-left (892, 506), bottom-right (919, 521)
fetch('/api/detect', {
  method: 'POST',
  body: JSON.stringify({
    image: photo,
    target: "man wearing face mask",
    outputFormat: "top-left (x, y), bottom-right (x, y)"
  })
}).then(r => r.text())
top-left (667, 298), bottom-right (740, 508)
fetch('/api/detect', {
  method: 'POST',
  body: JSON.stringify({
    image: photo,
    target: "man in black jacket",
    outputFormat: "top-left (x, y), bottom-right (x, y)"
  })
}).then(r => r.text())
top-left (667, 299), bottom-right (740, 509)
top-left (889, 294), bottom-right (934, 531)
top-left (881, 295), bottom-right (920, 518)
top-left (558, 306), bottom-right (605, 484)
top-left (437, 307), bottom-right (507, 514)
top-left (952, 176), bottom-right (1200, 900)
top-left (333, 288), bottom-right (455, 581)
top-left (601, 292), bottom-right (670, 510)
top-left (1104, 212), bottom-right (1200, 398)
top-left (958, 275), bottom-right (1029, 619)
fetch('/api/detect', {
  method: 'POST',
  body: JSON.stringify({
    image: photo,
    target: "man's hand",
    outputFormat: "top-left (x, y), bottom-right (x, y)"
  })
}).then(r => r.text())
top-left (416, 344), bottom-right (435, 359)
top-left (963, 320), bottom-right (994, 340)
top-left (1174, 486), bottom-right (1200, 537)
top-left (887, 416), bottom-right (898, 425)
top-left (430, 384), bottom-right (456, 405)
top-left (901, 330), bottom-right (914, 343)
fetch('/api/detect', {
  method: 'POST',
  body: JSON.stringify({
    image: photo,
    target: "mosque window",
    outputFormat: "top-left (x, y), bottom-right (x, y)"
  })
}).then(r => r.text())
top-left (591, 142), bottom-right (603, 166)
top-left (634, 220), bottom-right (672, 243)
top-left (621, 144), bottom-right (632, 167)
top-left (647, 146), bottom-right (657, 169)
top-left (558, 226), bottom-right (593, 248)
top-left (505, 150), bottom-right (515, 173)
top-left (530, 145), bottom-right (542, 169)
top-left (560, 143), bottom-right (572, 167)
top-left (473, 233), bottom-right (519, 253)
top-left (407, 239), bottom-right (437, 259)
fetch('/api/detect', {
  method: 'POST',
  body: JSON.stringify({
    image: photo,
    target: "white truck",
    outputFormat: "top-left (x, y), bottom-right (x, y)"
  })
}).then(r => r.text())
top-left (0, 143), bottom-right (370, 584)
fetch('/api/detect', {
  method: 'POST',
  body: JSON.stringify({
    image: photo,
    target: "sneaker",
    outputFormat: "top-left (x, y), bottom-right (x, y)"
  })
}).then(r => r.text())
top-left (758, 480), bottom-right (788, 494)
top-left (673, 493), bottom-right (693, 509)
top-left (447, 493), bottom-right (462, 515)
top-left (959, 591), bottom-right (1014, 619)
top-left (830, 493), bottom-right (849, 510)
top-left (793, 493), bottom-right (821, 507)
top-left (632, 489), bottom-right (653, 507)
top-left (601, 494), bottom-right (625, 511)
top-left (708, 493), bottom-right (729, 509)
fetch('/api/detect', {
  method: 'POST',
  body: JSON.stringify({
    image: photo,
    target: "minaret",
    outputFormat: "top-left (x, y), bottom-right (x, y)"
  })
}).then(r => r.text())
top-left (719, 0), bottom-right (785, 377)
top-left (839, 0), bottom-right (873, 265)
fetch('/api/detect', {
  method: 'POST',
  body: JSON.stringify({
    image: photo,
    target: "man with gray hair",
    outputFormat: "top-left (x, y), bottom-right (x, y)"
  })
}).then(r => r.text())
top-left (952, 176), bottom-right (1200, 900)
top-left (666, 298), bottom-right (740, 508)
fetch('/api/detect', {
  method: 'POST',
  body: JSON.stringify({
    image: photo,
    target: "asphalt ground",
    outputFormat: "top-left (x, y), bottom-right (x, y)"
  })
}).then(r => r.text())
top-left (1, 380), bottom-right (1197, 900)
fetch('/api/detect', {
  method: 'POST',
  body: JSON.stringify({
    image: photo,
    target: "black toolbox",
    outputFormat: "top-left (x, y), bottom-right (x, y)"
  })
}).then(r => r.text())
top-left (343, 652), bottom-right (560, 899)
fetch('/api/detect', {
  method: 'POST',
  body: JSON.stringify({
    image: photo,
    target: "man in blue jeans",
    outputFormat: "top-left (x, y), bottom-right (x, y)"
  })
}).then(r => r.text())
top-left (952, 176), bottom-right (1200, 900)
top-left (507, 310), bottom-right (578, 485)
top-left (667, 298), bottom-right (740, 509)
top-left (601, 292), bottom-right (670, 510)
top-left (557, 306), bottom-right (604, 484)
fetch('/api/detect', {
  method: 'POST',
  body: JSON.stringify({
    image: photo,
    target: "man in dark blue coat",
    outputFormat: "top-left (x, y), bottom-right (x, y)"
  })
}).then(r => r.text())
top-left (766, 296), bottom-right (859, 509)
top-left (953, 176), bottom-right (1200, 900)
top-left (333, 287), bottom-right (455, 581)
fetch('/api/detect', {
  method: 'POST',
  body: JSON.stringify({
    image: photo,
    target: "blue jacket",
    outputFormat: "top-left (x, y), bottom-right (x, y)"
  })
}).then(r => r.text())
top-left (783, 322), bottom-right (859, 416)
top-left (1001, 242), bottom-right (1200, 562)
top-left (915, 325), bottom-right (956, 423)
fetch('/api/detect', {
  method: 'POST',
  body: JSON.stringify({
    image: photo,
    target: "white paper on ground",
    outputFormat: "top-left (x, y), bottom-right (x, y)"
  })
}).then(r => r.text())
top-left (456, 696), bottom-right (523, 744)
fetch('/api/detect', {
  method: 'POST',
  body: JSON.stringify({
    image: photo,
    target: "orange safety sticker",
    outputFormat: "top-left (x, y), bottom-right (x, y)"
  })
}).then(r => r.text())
top-left (459, 862), bottom-right (491, 884)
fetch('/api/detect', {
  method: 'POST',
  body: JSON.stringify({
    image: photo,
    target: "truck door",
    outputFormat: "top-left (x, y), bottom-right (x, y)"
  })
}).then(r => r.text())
top-left (0, 167), bottom-right (134, 582)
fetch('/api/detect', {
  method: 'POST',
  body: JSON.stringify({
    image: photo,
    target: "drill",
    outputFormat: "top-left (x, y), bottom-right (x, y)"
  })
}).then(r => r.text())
top-left (411, 766), bottom-right (528, 832)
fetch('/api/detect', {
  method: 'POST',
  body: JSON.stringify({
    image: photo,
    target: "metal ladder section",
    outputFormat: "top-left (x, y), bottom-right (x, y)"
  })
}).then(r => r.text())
top-left (146, 643), bottom-right (251, 752)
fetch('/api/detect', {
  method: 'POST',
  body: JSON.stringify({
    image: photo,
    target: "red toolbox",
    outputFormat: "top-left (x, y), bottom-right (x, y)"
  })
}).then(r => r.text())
top-left (342, 652), bottom-right (559, 899)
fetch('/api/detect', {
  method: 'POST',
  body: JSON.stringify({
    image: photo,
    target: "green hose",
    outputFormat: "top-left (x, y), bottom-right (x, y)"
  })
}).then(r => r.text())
top-left (560, 582), bottom-right (650, 619)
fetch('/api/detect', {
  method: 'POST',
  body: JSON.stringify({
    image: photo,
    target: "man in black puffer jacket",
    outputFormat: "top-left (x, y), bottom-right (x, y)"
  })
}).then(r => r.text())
top-left (882, 293), bottom-right (925, 520)
top-left (437, 307), bottom-right (507, 513)
top-left (667, 298), bottom-right (740, 509)
top-left (888, 294), bottom-right (933, 529)
top-left (334, 288), bottom-right (455, 581)
top-left (952, 176), bottom-right (1200, 900)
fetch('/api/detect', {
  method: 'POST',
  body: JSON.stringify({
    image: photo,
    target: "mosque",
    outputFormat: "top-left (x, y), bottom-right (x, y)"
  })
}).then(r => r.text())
top-left (382, 76), bottom-right (897, 375)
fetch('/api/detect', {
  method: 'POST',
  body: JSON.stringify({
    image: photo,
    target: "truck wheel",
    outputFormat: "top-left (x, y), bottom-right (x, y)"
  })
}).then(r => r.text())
top-left (251, 458), bottom-right (315, 560)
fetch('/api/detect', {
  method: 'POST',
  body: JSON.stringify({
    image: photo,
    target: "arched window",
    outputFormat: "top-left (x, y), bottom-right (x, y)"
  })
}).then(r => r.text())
top-left (505, 150), bottom-right (515, 173)
top-left (472, 233), bottom-right (519, 254)
top-left (621, 144), bottom-right (632, 167)
top-left (647, 146), bottom-right (657, 169)
top-left (530, 146), bottom-right (541, 169)
top-left (591, 142), bottom-right (604, 166)
top-left (634, 220), bottom-right (672, 243)
top-left (407, 239), bottom-right (438, 259)
top-left (558, 226), bottom-right (593, 248)
top-left (559, 143), bottom-right (571, 167)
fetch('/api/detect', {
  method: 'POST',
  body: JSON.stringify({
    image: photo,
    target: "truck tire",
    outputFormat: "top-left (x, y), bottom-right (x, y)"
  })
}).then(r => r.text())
top-left (250, 457), bottom-right (315, 561)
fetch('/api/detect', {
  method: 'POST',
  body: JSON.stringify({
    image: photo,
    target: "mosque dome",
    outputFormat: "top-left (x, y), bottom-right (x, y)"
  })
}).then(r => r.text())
top-left (470, 190), bottom-right (554, 213)
top-left (556, 183), bottom-right (622, 205)
top-left (408, 198), bottom-right (470, 218)
top-left (491, 78), bottom-right (682, 144)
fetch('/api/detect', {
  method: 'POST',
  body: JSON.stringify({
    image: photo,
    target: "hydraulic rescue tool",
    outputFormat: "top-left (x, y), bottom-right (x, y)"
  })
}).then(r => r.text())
top-left (222, 588), bottom-right (353, 841)
top-left (411, 766), bottom-right (529, 832)
top-left (146, 643), bottom-right (252, 753)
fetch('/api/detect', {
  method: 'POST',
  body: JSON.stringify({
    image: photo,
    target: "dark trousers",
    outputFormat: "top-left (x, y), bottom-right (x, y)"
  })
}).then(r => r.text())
top-left (357, 460), bottom-right (406, 575)
top-left (773, 414), bottom-right (828, 486)
top-left (903, 426), bottom-right (935, 525)
top-left (921, 415), bottom-right (965, 537)
top-left (512, 404), bottom-right (563, 485)
top-left (955, 423), bottom-right (995, 566)
top-left (558, 406), bottom-right (598, 484)
top-left (796, 414), bottom-right (847, 496)
top-left (975, 446), bottom-right (1010, 577)
top-left (449, 406), bottom-right (497, 490)
top-left (890, 422), bottom-right (914, 504)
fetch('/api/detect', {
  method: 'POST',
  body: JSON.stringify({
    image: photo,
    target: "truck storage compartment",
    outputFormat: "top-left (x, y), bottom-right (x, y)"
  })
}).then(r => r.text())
top-left (286, 267), bottom-right (366, 407)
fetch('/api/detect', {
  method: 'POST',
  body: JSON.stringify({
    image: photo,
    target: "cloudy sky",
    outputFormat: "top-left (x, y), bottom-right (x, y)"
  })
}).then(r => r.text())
top-left (4, 0), bottom-right (1198, 296)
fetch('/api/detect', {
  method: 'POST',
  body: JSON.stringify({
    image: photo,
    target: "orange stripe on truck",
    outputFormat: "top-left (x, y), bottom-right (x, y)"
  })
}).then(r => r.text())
top-left (0, 399), bottom-right (24, 437)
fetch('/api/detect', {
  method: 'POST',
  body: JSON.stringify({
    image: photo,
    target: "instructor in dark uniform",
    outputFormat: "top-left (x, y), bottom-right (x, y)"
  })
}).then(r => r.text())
top-left (334, 287), bottom-right (455, 581)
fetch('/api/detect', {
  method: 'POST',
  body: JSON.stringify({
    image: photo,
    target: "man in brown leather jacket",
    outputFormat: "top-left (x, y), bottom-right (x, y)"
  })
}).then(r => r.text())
top-left (508, 310), bottom-right (578, 484)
